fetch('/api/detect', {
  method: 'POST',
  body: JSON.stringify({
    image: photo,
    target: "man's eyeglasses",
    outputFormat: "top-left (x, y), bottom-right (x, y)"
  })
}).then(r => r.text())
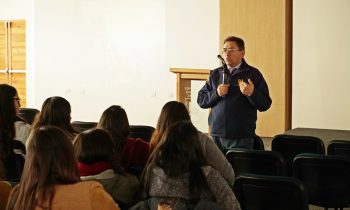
top-left (221, 48), bottom-right (240, 54)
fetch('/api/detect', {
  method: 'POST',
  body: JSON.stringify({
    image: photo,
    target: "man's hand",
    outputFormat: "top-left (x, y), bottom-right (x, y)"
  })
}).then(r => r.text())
top-left (239, 78), bottom-right (254, 96)
top-left (217, 84), bottom-right (230, 96)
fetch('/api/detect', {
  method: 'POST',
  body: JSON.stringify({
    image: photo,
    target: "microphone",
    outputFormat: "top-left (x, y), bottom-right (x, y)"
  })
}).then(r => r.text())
top-left (217, 54), bottom-right (227, 69)
top-left (217, 55), bottom-right (229, 85)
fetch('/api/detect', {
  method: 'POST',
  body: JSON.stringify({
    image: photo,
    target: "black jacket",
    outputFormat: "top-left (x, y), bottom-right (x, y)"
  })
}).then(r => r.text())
top-left (197, 59), bottom-right (272, 138)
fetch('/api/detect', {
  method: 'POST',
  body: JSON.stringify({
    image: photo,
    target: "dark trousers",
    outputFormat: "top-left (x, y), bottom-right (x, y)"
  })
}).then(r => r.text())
top-left (213, 136), bottom-right (254, 155)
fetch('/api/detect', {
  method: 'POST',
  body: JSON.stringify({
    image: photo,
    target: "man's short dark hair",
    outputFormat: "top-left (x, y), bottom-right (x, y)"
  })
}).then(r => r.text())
top-left (224, 36), bottom-right (245, 51)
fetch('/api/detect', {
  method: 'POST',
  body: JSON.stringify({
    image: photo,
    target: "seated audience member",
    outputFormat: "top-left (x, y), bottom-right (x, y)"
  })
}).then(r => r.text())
top-left (150, 101), bottom-right (235, 185)
top-left (97, 105), bottom-right (150, 175)
top-left (141, 121), bottom-right (240, 210)
top-left (73, 128), bottom-right (139, 208)
top-left (0, 84), bottom-right (31, 146)
top-left (6, 126), bottom-right (120, 210)
top-left (32, 96), bottom-right (78, 141)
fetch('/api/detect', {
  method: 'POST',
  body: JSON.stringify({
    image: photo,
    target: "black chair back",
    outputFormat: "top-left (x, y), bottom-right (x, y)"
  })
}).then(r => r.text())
top-left (271, 134), bottom-right (325, 176)
top-left (18, 108), bottom-right (40, 124)
top-left (226, 149), bottom-right (286, 176)
top-left (71, 121), bottom-right (97, 133)
top-left (4, 153), bottom-right (25, 183)
top-left (233, 174), bottom-right (309, 210)
top-left (129, 125), bottom-right (155, 142)
top-left (12, 140), bottom-right (26, 155)
top-left (293, 153), bottom-right (350, 209)
top-left (327, 140), bottom-right (350, 158)
top-left (253, 135), bottom-right (265, 150)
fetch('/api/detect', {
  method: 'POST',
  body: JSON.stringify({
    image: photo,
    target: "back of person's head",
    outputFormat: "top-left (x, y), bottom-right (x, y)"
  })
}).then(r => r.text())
top-left (97, 105), bottom-right (130, 153)
top-left (32, 96), bottom-right (76, 134)
top-left (223, 36), bottom-right (245, 51)
top-left (143, 121), bottom-right (208, 200)
top-left (150, 101), bottom-right (190, 152)
top-left (73, 128), bottom-right (123, 174)
top-left (6, 126), bottom-right (79, 210)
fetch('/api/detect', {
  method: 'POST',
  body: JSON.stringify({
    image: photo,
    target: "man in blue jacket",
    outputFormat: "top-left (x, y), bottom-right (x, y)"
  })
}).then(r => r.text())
top-left (197, 36), bottom-right (272, 153)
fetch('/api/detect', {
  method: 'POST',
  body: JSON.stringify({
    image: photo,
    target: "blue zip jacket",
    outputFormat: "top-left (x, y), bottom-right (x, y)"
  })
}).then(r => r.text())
top-left (197, 59), bottom-right (272, 138)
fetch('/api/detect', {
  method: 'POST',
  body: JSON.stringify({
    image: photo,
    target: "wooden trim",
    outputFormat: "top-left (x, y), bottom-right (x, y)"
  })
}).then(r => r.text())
top-left (285, 0), bottom-right (293, 130)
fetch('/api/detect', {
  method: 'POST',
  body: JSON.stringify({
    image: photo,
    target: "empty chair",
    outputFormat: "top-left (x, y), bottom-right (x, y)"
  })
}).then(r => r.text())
top-left (293, 153), bottom-right (350, 210)
top-left (327, 140), bottom-right (350, 158)
top-left (129, 125), bottom-right (155, 142)
top-left (71, 121), bottom-right (97, 133)
top-left (272, 134), bottom-right (325, 176)
top-left (18, 108), bottom-right (40, 124)
top-left (226, 149), bottom-right (286, 176)
top-left (233, 174), bottom-right (309, 210)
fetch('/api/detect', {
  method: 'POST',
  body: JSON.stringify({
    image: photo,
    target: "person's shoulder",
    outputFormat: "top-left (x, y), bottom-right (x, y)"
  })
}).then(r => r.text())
top-left (212, 66), bottom-right (223, 74)
top-left (14, 120), bottom-right (31, 129)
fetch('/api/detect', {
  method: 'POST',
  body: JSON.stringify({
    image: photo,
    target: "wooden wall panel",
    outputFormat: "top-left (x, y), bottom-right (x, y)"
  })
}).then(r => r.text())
top-left (220, 0), bottom-right (291, 137)
top-left (0, 21), bottom-right (7, 70)
top-left (9, 21), bottom-right (26, 70)
top-left (10, 73), bottom-right (26, 106)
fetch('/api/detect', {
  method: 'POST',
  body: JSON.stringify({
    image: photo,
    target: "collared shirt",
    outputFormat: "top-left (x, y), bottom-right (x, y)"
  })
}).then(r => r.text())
top-left (228, 62), bottom-right (242, 74)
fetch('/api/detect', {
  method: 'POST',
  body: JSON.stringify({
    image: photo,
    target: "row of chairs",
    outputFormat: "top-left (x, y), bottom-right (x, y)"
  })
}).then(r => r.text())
top-left (232, 154), bottom-right (350, 210)
top-left (71, 121), bottom-right (155, 142)
top-left (18, 108), bottom-right (155, 141)
top-left (228, 134), bottom-right (350, 210)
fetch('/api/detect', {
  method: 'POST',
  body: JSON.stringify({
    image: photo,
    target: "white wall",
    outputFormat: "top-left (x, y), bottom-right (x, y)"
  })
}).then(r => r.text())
top-left (23, 0), bottom-right (218, 127)
top-left (293, 0), bottom-right (350, 130)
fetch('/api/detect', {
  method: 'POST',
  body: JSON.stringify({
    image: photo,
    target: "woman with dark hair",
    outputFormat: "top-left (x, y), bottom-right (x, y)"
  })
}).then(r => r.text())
top-left (141, 121), bottom-right (240, 210)
top-left (73, 128), bottom-right (139, 208)
top-left (150, 101), bottom-right (235, 186)
top-left (0, 84), bottom-right (30, 182)
top-left (6, 126), bottom-right (120, 210)
top-left (97, 105), bottom-right (149, 174)
top-left (32, 96), bottom-right (77, 141)
top-left (0, 84), bottom-right (31, 145)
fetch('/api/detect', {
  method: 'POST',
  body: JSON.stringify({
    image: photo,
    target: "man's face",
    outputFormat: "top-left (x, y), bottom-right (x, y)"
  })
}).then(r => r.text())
top-left (222, 41), bottom-right (245, 68)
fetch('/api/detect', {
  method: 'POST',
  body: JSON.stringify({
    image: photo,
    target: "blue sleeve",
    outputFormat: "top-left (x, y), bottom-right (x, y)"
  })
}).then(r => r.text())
top-left (247, 72), bottom-right (272, 112)
top-left (197, 71), bottom-right (221, 109)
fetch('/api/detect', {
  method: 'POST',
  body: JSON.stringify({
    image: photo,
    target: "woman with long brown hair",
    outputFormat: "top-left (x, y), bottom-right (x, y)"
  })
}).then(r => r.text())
top-left (6, 126), bottom-right (120, 210)
top-left (141, 121), bottom-right (240, 210)
top-left (97, 105), bottom-right (149, 175)
top-left (149, 101), bottom-right (235, 186)
top-left (32, 96), bottom-right (77, 140)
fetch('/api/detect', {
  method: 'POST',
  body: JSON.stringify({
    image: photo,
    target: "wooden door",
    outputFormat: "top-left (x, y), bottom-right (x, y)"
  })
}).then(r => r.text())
top-left (0, 20), bottom-right (26, 107)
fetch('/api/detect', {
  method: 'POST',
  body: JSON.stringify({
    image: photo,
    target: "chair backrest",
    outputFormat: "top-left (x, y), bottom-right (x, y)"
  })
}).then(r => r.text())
top-left (271, 134), bottom-right (325, 176)
top-left (233, 174), bottom-right (309, 210)
top-left (71, 121), bottom-right (97, 133)
top-left (129, 125), bottom-right (155, 142)
top-left (253, 135), bottom-right (265, 150)
top-left (18, 108), bottom-right (40, 124)
top-left (12, 139), bottom-right (26, 155)
top-left (226, 149), bottom-right (286, 176)
top-left (327, 140), bottom-right (350, 157)
top-left (293, 153), bottom-right (350, 208)
top-left (4, 153), bottom-right (25, 183)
